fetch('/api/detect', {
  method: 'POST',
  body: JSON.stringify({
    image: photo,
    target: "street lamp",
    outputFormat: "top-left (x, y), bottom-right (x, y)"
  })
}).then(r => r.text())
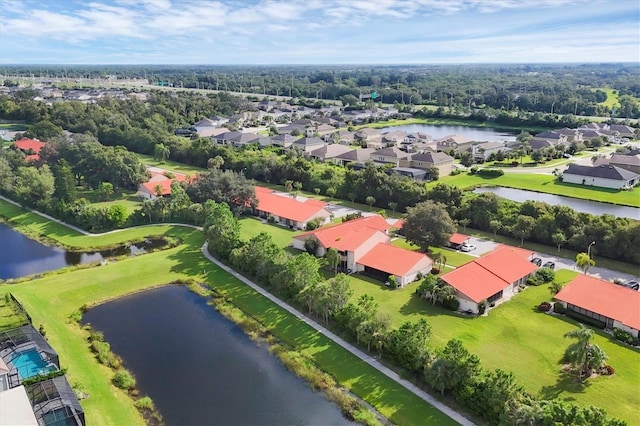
top-left (587, 241), bottom-right (596, 258)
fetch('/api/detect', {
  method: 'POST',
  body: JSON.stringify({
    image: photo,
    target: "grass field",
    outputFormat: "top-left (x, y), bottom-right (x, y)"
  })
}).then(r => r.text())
top-left (433, 172), bottom-right (640, 207)
top-left (77, 188), bottom-right (142, 214)
top-left (137, 153), bottom-right (205, 176)
top-left (0, 199), bottom-right (455, 426)
top-left (595, 88), bottom-right (620, 110)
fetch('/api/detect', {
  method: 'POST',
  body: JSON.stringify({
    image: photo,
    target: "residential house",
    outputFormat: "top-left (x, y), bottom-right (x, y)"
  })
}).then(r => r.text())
top-left (441, 245), bottom-right (537, 314)
top-left (194, 118), bottom-right (220, 137)
top-left (291, 137), bottom-right (325, 153)
top-left (472, 141), bottom-right (508, 162)
top-left (370, 147), bottom-right (409, 166)
top-left (13, 138), bottom-right (46, 162)
top-left (355, 128), bottom-right (382, 144)
top-left (212, 131), bottom-right (260, 147)
top-left (364, 136), bottom-right (386, 149)
top-left (555, 274), bottom-right (640, 338)
top-left (278, 123), bottom-right (307, 135)
top-left (382, 131), bottom-right (408, 147)
top-left (609, 153), bottom-right (640, 174)
top-left (292, 215), bottom-right (431, 286)
top-left (333, 148), bottom-right (375, 166)
top-left (356, 243), bottom-right (433, 287)
top-left (529, 130), bottom-right (568, 150)
top-left (435, 135), bottom-right (473, 153)
top-left (138, 168), bottom-right (189, 200)
top-left (308, 144), bottom-right (353, 163)
top-left (562, 164), bottom-right (639, 190)
top-left (312, 123), bottom-right (337, 137)
top-left (327, 130), bottom-right (355, 145)
top-left (407, 151), bottom-right (455, 176)
top-left (608, 124), bottom-right (636, 139)
top-left (253, 186), bottom-right (331, 230)
top-left (388, 167), bottom-right (428, 181)
top-left (555, 128), bottom-right (584, 143)
top-left (270, 133), bottom-right (298, 148)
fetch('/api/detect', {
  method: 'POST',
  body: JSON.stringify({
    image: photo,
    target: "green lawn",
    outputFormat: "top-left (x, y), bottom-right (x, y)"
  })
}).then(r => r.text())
top-left (347, 269), bottom-right (640, 425)
top-left (137, 153), bottom-right (205, 176)
top-left (595, 88), bottom-right (620, 109)
top-left (76, 188), bottom-right (142, 214)
top-left (433, 172), bottom-right (640, 207)
top-left (390, 237), bottom-right (475, 267)
top-left (239, 216), bottom-right (302, 246)
top-left (0, 200), bottom-right (454, 426)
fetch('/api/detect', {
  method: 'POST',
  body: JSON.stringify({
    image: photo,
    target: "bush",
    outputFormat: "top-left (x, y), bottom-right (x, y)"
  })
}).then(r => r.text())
top-left (476, 168), bottom-right (505, 178)
top-left (527, 275), bottom-right (543, 286)
top-left (451, 168), bottom-right (462, 176)
top-left (536, 267), bottom-right (555, 283)
top-left (613, 328), bottom-right (634, 345)
top-left (112, 370), bottom-right (136, 390)
top-left (565, 310), bottom-right (606, 329)
top-left (538, 302), bottom-right (552, 312)
top-left (600, 364), bottom-right (615, 375)
top-left (442, 297), bottom-right (460, 311)
top-left (469, 166), bottom-right (479, 175)
top-left (430, 267), bottom-right (441, 275)
top-left (553, 301), bottom-right (565, 314)
top-left (478, 299), bottom-right (487, 315)
top-left (134, 396), bottom-right (155, 410)
top-left (266, 215), bottom-right (275, 224)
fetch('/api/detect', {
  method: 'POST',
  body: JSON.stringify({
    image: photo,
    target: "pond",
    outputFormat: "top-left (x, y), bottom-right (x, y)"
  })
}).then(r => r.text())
top-left (381, 123), bottom-right (517, 142)
top-left (0, 223), bottom-right (165, 280)
top-left (82, 285), bottom-right (351, 426)
top-left (473, 187), bottom-right (640, 220)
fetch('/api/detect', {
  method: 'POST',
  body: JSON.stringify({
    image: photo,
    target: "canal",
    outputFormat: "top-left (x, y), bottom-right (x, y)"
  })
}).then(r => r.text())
top-left (473, 187), bottom-right (640, 220)
top-left (82, 285), bottom-right (351, 425)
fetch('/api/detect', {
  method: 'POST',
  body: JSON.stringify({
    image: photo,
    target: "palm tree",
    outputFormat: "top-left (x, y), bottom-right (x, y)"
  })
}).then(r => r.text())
top-left (434, 282), bottom-right (456, 305)
top-left (325, 248), bottom-right (340, 276)
top-left (575, 252), bottom-right (595, 274)
top-left (563, 325), bottom-right (607, 382)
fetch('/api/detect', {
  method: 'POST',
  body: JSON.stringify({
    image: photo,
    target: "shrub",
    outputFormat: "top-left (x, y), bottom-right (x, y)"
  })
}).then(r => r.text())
top-left (134, 396), bottom-right (155, 410)
top-left (431, 268), bottom-right (441, 275)
top-left (527, 275), bottom-right (543, 286)
top-left (442, 297), bottom-right (460, 311)
top-left (451, 168), bottom-right (462, 176)
top-left (613, 328), bottom-right (634, 345)
top-left (476, 168), bottom-right (505, 178)
top-left (478, 299), bottom-right (487, 314)
top-left (88, 331), bottom-right (104, 343)
top-left (553, 301), bottom-right (565, 314)
top-left (266, 215), bottom-right (275, 224)
top-left (600, 364), bottom-right (615, 375)
top-left (112, 370), bottom-right (136, 390)
top-left (416, 272), bottom-right (423, 280)
top-left (538, 302), bottom-right (552, 312)
top-left (469, 166), bottom-right (479, 175)
top-left (536, 267), bottom-right (555, 283)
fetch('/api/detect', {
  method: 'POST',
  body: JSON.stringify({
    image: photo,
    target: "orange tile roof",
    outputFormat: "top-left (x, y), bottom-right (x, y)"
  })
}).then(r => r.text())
top-left (357, 243), bottom-right (432, 277)
top-left (449, 233), bottom-right (469, 245)
top-left (441, 262), bottom-right (509, 303)
top-left (493, 244), bottom-right (534, 260)
top-left (141, 179), bottom-right (174, 196)
top-left (296, 215), bottom-right (391, 251)
top-left (254, 186), bottom-right (329, 223)
top-left (555, 274), bottom-right (640, 331)
top-left (14, 138), bottom-right (45, 161)
top-left (441, 244), bottom-right (537, 303)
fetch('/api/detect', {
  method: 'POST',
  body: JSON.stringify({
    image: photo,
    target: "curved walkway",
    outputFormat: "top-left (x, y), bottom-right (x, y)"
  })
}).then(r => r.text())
top-left (201, 242), bottom-right (475, 426)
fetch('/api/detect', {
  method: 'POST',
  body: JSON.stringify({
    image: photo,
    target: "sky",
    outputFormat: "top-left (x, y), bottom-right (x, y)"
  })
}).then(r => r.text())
top-left (1, 0), bottom-right (639, 64)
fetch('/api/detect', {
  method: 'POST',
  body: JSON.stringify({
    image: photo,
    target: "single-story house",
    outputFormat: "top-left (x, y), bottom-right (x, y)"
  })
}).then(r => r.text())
top-left (441, 245), bottom-right (537, 314)
top-left (356, 243), bottom-right (433, 287)
top-left (472, 141), bottom-right (508, 162)
top-left (405, 151), bottom-right (455, 177)
top-left (435, 135), bottom-right (473, 153)
top-left (387, 167), bottom-right (427, 181)
top-left (308, 144), bottom-right (353, 163)
top-left (291, 137), bottom-right (325, 153)
top-left (13, 138), bottom-right (46, 162)
top-left (609, 153), bottom-right (640, 174)
top-left (270, 133), bottom-right (298, 148)
top-left (253, 186), bottom-right (331, 230)
top-left (562, 164), bottom-right (639, 190)
top-left (370, 147), bottom-right (409, 166)
top-left (555, 274), bottom-right (640, 338)
top-left (138, 168), bottom-right (189, 200)
top-left (333, 148), bottom-right (375, 166)
top-left (212, 131), bottom-right (260, 147)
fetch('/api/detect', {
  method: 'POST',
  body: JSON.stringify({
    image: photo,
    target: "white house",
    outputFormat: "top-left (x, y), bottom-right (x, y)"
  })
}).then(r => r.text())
top-left (562, 164), bottom-right (639, 190)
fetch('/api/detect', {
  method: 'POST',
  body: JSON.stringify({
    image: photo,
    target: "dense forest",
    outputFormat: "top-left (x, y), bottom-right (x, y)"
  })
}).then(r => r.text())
top-left (2, 63), bottom-right (640, 118)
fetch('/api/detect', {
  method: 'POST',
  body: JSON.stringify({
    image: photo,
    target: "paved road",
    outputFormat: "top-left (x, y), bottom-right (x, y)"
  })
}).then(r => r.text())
top-left (201, 242), bottom-right (475, 426)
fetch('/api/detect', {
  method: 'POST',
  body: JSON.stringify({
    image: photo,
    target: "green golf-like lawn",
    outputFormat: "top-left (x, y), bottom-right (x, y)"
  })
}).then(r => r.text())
top-left (0, 199), bottom-right (455, 426)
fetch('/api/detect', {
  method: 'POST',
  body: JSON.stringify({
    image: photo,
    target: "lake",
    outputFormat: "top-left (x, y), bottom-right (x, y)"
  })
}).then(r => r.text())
top-left (381, 123), bottom-right (517, 142)
top-left (474, 187), bottom-right (640, 220)
top-left (82, 285), bottom-right (351, 425)
top-left (0, 223), bottom-right (164, 280)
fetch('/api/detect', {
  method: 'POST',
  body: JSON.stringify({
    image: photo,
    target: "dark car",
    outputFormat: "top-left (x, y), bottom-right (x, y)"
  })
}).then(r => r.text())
top-left (530, 257), bottom-right (542, 267)
top-left (623, 280), bottom-right (640, 291)
top-left (542, 261), bottom-right (555, 270)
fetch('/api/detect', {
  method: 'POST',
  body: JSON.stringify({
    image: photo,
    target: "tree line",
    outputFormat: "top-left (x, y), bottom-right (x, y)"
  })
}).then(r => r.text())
top-left (201, 201), bottom-right (623, 426)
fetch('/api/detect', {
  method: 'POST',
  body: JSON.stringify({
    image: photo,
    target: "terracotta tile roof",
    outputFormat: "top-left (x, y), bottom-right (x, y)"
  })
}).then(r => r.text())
top-left (296, 215), bottom-right (391, 251)
top-left (555, 274), bottom-right (640, 331)
top-left (254, 186), bottom-right (329, 223)
top-left (449, 233), bottom-right (469, 245)
top-left (442, 262), bottom-right (509, 303)
top-left (475, 246), bottom-right (537, 283)
top-left (441, 244), bottom-right (536, 303)
top-left (141, 179), bottom-right (174, 196)
top-left (357, 243), bottom-right (432, 277)
top-left (14, 138), bottom-right (46, 161)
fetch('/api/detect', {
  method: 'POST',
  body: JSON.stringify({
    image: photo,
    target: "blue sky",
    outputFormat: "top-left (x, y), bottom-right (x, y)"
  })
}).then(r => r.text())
top-left (2, 0), bottom-right (639, 64)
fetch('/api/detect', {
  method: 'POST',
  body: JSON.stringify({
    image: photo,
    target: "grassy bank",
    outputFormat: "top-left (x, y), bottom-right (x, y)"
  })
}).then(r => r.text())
top-left (0, 200), bottom-right (455, 425)
top-left (433, 172), bottom-right (640, 207)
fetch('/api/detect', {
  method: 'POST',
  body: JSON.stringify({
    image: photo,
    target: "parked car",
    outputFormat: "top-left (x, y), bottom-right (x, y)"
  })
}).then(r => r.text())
top-left (623, 280), bottom-right (640, 291)
top-left (542, 261), bottom-right (555, 270)
top-left (530, 257), bottom-right (542, 266)
top-left (460, 242), bottom-right (477, 252)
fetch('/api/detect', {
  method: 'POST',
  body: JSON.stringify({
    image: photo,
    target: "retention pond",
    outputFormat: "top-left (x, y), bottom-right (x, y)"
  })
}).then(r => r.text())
top-left (82, 285), bottom-right (351, 425)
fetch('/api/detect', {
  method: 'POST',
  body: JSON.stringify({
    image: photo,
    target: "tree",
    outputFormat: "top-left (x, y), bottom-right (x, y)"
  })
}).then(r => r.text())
top-left (458, 218), bottom-right (470, 232)
top-left (428, 167), bottom-right (439, 181)
top-left (576, 252), bottom-right (595, 274)
top-left (459, 152), bottom-right (473, 167)
top-left (365, 195), bottom-right (376, 210)
top-left (96, 182), bottom-right (114, 201)
top-left (53, 159), bottom-right (77, 202)
top-left (325, 186), bottom-right (336, 200)
top-left (549, 281), bottom-right (565, 296)
top-left (304, 236), bottom-right (319, 255)
top-left (13, 165), bottom-right (55, 207)
top-left (489, 219), bottom-right (502, 237)
top-left (552, 231), bottom-right (567, 252)
top-left (425, 339), bottom-right (481, 396)
top-left (204, 202), bottom-right (242, 260)
top-left (153, 143), bottom-right (170, 163)
top-left (207, 155), bottom-right (224, 170)
top-left (403, 200), bottom-right (457, 252)
top-left (385, 319), bottom-right (432, 373)
top-left (388, 201), bottom-right (398, 212)
top-left (512, 215), bottom-right (535, 246)
top-left (325, 248), bottom-right (340, 275)
top-left (273, 253), bottom-right (323, 299)
top-left (564, 325), bottom-right (608, 382)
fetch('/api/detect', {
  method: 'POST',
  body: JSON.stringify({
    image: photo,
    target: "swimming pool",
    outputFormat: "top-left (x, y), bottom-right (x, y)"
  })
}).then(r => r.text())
top-left (10, 349), bottom-right (57, 379)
